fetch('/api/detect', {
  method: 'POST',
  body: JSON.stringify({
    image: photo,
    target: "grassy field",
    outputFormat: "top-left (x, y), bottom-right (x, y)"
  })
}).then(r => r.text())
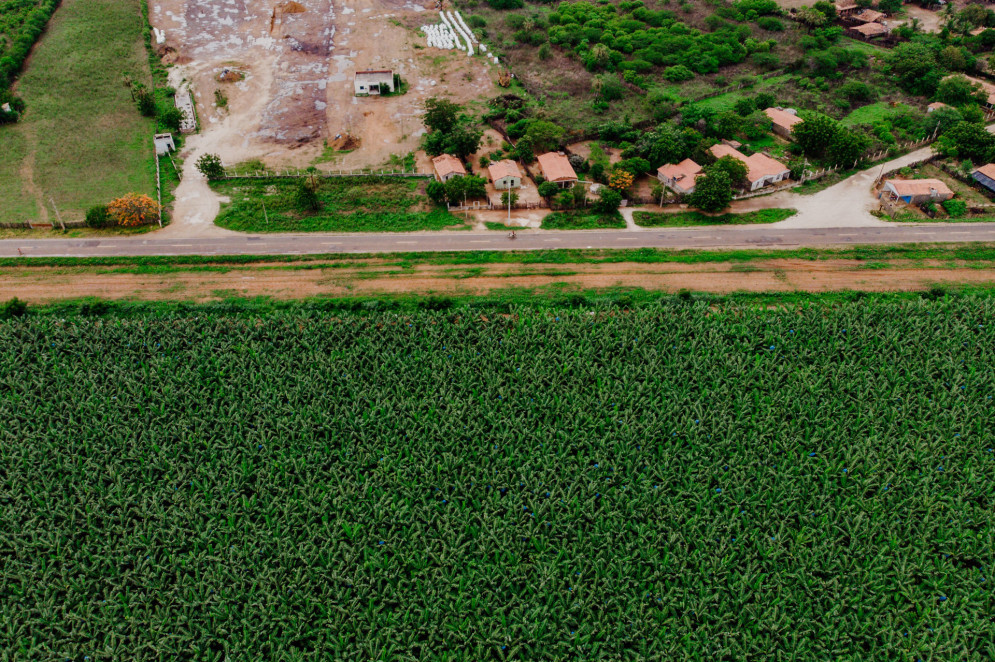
top-left (841, 102), bottom-right (895, 127)
top-left (0, 0), bottom-right (155, 224)
top-left (540, 210), bottom-right (625, 230)
top-left (633, 208), bottom-right (796, 228)
top-left (212, 177), bottom-right (467, 232)
top-left (1, 295), bottom-right (993, 659)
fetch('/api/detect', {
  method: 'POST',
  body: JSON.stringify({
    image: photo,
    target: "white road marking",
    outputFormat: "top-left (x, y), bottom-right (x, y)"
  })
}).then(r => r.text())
top-left (321, 242), bottom-right (341, 245)
top-left (395, 241), bottom-right (417, 244)
top-left (469, 240), bottom-right (491, 243)
top-left (170, 244), bottom-right (193, 247)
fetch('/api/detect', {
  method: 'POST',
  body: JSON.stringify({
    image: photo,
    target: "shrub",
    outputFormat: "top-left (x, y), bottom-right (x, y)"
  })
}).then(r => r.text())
top-left (85, 205), bottom-right (110, 228)
top-left (107, 194), bottom-right (161, 227)
top-left (757, 16), bottom-right (783, 30)
top-left (487, 0), bottom-right (523, 8)
top-left (942, 199), bottom-right (967, 218)
top-left (196, 154), bottom-right (226, 181)
top-left (157, 106), bottom-right (185, 132)
top-left (663, 65), bottom-right (695, 82)
top-left (593, 187), bottom-right (623, 213)
top-left (1, 298), bottom-right (28, 319)
top-left (294, 177), bottom-right (322, 212)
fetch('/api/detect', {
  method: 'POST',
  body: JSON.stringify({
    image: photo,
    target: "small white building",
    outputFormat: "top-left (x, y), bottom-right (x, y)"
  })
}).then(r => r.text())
top-left (354, 70), bottom-right (395, 96)
top-left (487, 159), bottom-right (521, 190)
top-left (153, 133), bottom-right (175, 156)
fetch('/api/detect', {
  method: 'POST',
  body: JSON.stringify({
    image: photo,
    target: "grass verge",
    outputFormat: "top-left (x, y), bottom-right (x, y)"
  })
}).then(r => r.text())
top-left (540, 210), bottom-right (626, 230)
top-left (211, 177), bottom-right (467, 232)
top-left (633, 208), bottom-right (796, 228)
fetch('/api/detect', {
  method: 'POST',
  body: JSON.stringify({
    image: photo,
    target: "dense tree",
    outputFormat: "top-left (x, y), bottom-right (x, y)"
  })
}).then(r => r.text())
top-left (887, 43), bottom-right (941, 97)
top-left (711, 155), bottom-right (748, 187)
top-left (827, 129), bottom-right (870, 166)
top-left (423, 97), bottom-right (461, 134)
top-left (294, 176), bottom-right (322, 212)
top-left (794, 113), bottom-right (839, 158)
top-left (593, 188), bottom-right (623, 214)
top-left (935, 75), bottom-right (987, 107)
top-left (448, 123), bottom-right (484, 160)
top-left (524, 120), bottom-right (566, 153)
top-left (689, 166), bottom-right (732, 212)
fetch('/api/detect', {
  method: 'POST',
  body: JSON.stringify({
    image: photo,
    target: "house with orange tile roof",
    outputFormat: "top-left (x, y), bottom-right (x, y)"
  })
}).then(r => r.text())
top-left (537, 152), bottom-right (578, 187)
top-left (763, 107), bottom-right (803, 139)
top-left (487, 159), bottom-right (522, 189)
top-left (432, 154), bottom-right (466, 182)
top-left (708, 144), bottom-right (791, 191)
top-left (657, 158), bottom-right (703, 194)
top-left (882, 178), bottom-right (953, 204)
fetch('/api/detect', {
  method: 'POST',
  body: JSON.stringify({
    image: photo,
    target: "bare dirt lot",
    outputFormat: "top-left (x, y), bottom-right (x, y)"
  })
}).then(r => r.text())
top-left (152, 0), bottom-right (497, 169)
top-left (4, 259), bottom-right (995, 303)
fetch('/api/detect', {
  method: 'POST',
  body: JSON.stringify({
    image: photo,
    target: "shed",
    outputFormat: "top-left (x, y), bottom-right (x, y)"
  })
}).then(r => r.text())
top-left (657, 158), bottom-right (702, 194)
top-left (835, 0), bottom-right (859, 15)
top-left (850, 22), bottom-right (889, 38)
top-left (432, 154), bottom-right (466, 182)
top-left (927, 101), bottom-right (950, 113)
top-left (764, 107), bottom-right (802, 139)
top-left (882, 178), bottom-right (953, 204)
top-left (852, 9), bottom-right (884, 23)
top-left (153, 133), bottom-right (175, 156)
top-left (972, 164), bottom-right (995, 194)
top-left (537, 152), bottom-right (578, 187)
top-left (354, 70), bottom-right (395, 96)
top-left (487, 159), bottom-right (521, 189)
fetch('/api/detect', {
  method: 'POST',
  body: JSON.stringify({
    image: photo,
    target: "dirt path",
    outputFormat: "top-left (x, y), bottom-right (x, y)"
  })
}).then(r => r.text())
top-left (3, 259), bottom-right (994, 302)
top-left (17, 127), bottom-right (49, 225)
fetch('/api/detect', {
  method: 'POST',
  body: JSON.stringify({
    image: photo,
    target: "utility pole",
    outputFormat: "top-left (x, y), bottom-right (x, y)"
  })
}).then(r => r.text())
top-left (262, 201), bottom-right (269, 224)
top-left (50, 198), bottom-right (65, 231)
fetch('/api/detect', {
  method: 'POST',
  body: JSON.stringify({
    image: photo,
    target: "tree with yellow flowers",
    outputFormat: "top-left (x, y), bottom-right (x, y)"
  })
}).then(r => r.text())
top-left (608, 168), bottom-right (634, 192)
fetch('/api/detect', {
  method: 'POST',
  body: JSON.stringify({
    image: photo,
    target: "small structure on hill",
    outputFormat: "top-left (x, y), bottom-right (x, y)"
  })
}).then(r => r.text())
top-left (972, 164), bottom-right (995, 194)
top-left (537, 152), bottom-right (578, 188)
top-left (835, 0), bottom-right (859, 16)
top-left (882, 178), bottom-right (953, 204)
top-left (708, 144), bottom-right (790, 191)
top-left (764, 107), bottom-right (802, 139)
top-left (849, 22), bottom-right (889, 39)
top-left (488, 159), bottom-right (521, 189)
top-left (153, 133), bottom-right (176, 156)
top-left (354, 70), bottom-right (395, 96)
top-left (657, 158), bottom-right (702, 195)
top-left (432, 154), bottom-right (466, 182)
top-left (852, 8), bottom-right (885, 23)
top-left (927, 101), bottom-right (951, 113)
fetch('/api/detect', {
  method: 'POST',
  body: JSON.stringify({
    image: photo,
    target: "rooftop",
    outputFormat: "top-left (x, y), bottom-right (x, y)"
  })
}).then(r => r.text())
top-left (657, 158), bottom-right (702, 183)
top-left (974, 163), bottom-right (995, 180)
top-left (537, 152), bottom-right (578, 182)
top-left (853, 9), bottom-right (884, 22)
top-left (852, 22), bottom-right (889, 36)
top-left (764, 107), bottom-right (802, 131)
top-left (884, 178), bottom-right (953, 197)
top-left (708, 144), bottom-right (789, 183)
top-left (488, 159), bottom-right (521, 181)
top-left (432, 154), bottom-right (466, 178)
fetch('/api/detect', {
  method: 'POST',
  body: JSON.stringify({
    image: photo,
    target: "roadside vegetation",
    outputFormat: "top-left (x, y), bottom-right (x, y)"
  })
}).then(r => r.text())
top-left (211, 176), bottom-right (467, 232)
top-left (0, 0), bottom-right (155, 224)
top-left (540, 209), bottom-right (626, 229)
top-left (1, 294), bottom-right (993, 659)
top-left (633, 208), bottom-right (796, 227)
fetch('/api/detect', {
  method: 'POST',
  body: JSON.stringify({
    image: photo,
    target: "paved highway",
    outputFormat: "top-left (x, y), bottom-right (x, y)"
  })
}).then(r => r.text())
top-left (2, 224), bottom-right (995, 258)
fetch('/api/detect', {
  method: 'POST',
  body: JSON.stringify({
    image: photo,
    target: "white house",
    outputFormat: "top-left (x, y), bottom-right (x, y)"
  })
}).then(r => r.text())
top-left (354, 70), bottom-right (395, 96)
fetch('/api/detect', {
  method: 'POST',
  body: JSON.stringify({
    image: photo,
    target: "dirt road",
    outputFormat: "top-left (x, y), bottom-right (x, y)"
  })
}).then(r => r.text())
top-left (3, 258), bottom-right (994, 303)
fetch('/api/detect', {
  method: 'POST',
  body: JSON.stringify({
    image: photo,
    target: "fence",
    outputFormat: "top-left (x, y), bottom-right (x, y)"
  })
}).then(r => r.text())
top-left (448, 200), bottom-right (548, 211)
top-left (154, 146), bottom-right (163, 228)
top-left (0, 220), bottom-right (86, 230)
top-left (221, 168), bottom-right (430, 180)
